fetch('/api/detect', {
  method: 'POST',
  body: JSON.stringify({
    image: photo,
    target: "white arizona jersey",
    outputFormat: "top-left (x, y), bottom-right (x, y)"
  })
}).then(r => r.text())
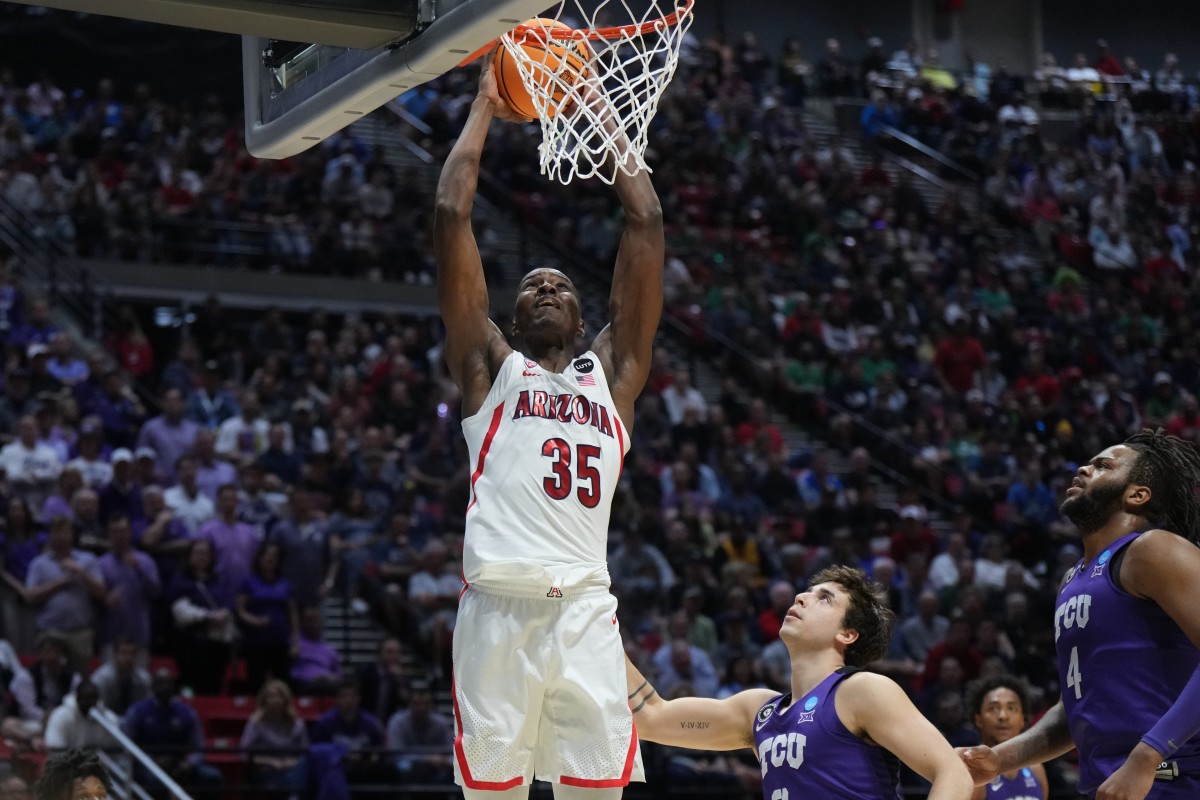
top-left (461, 350), bottom-right (628, 590)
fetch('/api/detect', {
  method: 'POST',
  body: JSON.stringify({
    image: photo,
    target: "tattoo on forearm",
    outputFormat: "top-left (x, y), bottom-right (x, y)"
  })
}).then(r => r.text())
top-left (631, 689), bottom-right (657, 714)
top-left (679, 721), bottom-right (710, 729)
top-left (628, 680), bottom-right (648, 700)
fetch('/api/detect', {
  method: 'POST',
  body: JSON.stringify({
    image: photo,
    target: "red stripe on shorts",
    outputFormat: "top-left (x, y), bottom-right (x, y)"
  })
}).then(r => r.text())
top-left (465, 403), bottom-right (505, 513)
top-left (451, 671), bottom-right (524, 790)
top-left (559, 718), bottom-right (639, 788)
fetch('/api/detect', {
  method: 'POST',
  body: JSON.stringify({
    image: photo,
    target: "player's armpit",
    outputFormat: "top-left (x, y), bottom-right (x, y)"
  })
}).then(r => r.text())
top-left (633, 689), bottom-right (775, 752)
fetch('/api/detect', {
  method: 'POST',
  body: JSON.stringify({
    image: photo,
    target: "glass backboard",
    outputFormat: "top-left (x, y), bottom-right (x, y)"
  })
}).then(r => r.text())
top-left (243, 0), bottom-right (552, 159)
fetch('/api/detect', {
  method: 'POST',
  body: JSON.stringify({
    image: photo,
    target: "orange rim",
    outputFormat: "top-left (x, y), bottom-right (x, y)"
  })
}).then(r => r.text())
top-left (456, 0), bottom-right (692, 66)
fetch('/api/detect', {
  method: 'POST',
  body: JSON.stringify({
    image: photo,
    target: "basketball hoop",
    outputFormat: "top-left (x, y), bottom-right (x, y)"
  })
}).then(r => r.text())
top-left (496, 0), bottom-right (694, 185)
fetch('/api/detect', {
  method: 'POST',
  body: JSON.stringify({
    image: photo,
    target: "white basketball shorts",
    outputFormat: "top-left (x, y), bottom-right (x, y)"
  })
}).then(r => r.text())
top-left (451, 583), bottom-right (643, 790)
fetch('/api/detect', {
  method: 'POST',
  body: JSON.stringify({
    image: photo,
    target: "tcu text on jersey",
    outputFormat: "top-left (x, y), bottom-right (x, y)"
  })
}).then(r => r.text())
top-left (511, 389), bottom-right (617, 440)
top-left (757, 732), bottom-right (808, 779)
top-left (1054, 593), bottom-right (1092, 641)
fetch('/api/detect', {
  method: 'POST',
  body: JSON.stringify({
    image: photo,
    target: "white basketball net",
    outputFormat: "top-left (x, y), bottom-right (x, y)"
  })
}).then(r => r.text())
top-left (498, 0), bottom-right (694, 185)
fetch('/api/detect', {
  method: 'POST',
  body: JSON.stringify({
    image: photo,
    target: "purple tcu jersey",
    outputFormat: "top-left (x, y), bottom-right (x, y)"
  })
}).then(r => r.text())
top-left (986, 768), bottom-right (1043, 800)
top-left (752, 669), bottom-right (900, 800)
top-left (1055, 531), bottom-right (1200, 795)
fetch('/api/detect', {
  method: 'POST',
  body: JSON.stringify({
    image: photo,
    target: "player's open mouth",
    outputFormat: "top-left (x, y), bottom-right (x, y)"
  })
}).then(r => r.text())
top-left (536, 298), bottom-right (558, 308)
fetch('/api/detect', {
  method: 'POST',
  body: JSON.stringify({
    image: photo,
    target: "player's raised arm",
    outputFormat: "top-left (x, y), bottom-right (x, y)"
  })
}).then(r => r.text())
top-left (625, 651), bottom-right (772, 751)
top-left (590, 102), bottom-right (665, 428)
top-left (839, 673), bottom-right (974, 800)
top-left (434, 52), bottom-right (518, 414)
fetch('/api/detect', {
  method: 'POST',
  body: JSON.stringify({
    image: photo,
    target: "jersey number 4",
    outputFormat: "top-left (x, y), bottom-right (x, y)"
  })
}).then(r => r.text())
top-left (1067, 645), bottom-right (1082, 700)
top-left (542, 438), bottom-right (601, 508)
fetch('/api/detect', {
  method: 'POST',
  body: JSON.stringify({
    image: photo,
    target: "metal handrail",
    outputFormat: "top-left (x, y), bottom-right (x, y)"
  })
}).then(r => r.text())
top-left (97, 749), bottom-right (158, 800)
top-left (881, 124), bottom-right (980, 181)
top-left (88, 708), bottom-right (194, 800)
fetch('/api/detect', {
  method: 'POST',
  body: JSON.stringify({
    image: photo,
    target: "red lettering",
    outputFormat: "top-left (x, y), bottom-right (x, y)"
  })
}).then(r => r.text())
top-left (572, 396), bottom-right (591, 425)
top-left (531, 391), bottom-right (548, 418)
top-left (512, 390), bottom-right (531, 420)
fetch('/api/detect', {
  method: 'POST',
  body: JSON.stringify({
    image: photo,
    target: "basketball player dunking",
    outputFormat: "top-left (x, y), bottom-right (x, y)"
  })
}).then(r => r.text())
top-left (434, 53), bottom-right (663, 799)
top-left (966, 675), bottom-right (1048, 800)
top-left (961, 430), bottom-right (1200, 800)
top-left (625, 566), bottom-right (974, 800)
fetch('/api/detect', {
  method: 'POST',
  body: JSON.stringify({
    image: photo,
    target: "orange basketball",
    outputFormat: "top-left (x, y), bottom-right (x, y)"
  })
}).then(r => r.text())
top-left (494, 18), bottom-right (592, 121)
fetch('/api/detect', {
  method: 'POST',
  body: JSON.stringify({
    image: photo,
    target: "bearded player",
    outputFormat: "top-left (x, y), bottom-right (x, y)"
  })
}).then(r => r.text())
top-left (961, 430), bottom-right (1200, 799)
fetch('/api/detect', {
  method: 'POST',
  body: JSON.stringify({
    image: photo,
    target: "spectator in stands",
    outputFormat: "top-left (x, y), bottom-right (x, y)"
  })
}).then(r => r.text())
top-left (357, 637), bottom-right (412, 724)
top-left (97, 449), bottom-right (140, 525)
top-left (191, 429), bottom-right (237, 502)
top-left (216, 390), bottom-right (269, 465)
top-left (406, 540), bottom-right (462, 675)
top-left (45, 334), bottom-right (87, 389)
top-left (240, 678), bottom-right (310, 793)
top-left (123, 669), bottom-right (223, 792)
top-left (167, 539), bottom-right (233, 694)
top-left (329, 488), bottom-right (380, 615)
top-left (235, 540), bottom-right (297, 692)
top-left (0, 638), bottom-right (43, 749)
top-left (934, 317), bottom-right (987, 396)
top-left (815, 38), bottom-right (855, 98)
top-left (386, 681), bottom-right (453, 783)
top-left (653, 634), bottom-right (719, 699)
top-left (311, 676), bottom-right (391, 785)
top-left (0, 497), bottom-right (43, 652)
top-left (163, 456), bottom-right (215, 535)
top-left (135, 388), bottom-right (198, 484)
top-left (26, 516), bottom-right (106, 671)
top-left (27, 635), bottom-right (79, 720)
top-left (0, 415), bottom-right (63, 511)
top-left (860, 90), bottom-right (899, 141)
top-left (88, 370), bottom-right (144, 449)
top-left (290, 606), bottom-right (341, 696)
top-left (90, 639), bottom-right (151, 716)
top-left (10, 297), bottom-right (57, 350)
top-left (202, 484), bottom-right (258, 604)
top-left (922, 617), bottom-right (982, 691)
top-left (898, 589), bottom-right (949, 665)
top-left (65, 421), bottom-right (111, 490)
top-left (96, 515), bottom-right (159, 652)
top-left (185, 360), bottom-right (239, 430)
top-left (0, 775), bottom-right (28, 800)
top-left (1093, 38), bottom-right (1123, 76)
top-left (43, 680), bottom-right (120, 751)
top-left (133, 485), bottom-right (188, 583)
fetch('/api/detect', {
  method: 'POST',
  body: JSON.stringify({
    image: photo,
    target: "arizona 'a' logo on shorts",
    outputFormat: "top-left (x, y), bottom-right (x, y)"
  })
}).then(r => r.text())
top-left (547, 587), bottom-right (564, 598)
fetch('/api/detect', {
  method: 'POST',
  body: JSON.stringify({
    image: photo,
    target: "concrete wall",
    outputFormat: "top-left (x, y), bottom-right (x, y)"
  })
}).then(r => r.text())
top-left (689, 0), bottom-right (913, 64)
top-left (1042, 1), bottom-right (1200, 73)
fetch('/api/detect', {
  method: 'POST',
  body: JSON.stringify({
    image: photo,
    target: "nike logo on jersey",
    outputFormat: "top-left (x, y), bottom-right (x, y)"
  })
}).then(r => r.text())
top-left (523, 370), bottom-right (540, 377)
top-left (512, 390), bottom-right (616, 439)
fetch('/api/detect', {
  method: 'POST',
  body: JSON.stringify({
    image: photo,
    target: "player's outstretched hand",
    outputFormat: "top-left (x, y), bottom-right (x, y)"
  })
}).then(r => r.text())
top-left (956, 745), bottom-right (1001, 787)
top-left (476, 48), bottom-right (525, 123)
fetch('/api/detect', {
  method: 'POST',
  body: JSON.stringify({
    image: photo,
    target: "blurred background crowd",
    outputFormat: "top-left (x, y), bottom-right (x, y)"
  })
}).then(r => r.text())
top-left (0, 7), bottom-right (1198, 799)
